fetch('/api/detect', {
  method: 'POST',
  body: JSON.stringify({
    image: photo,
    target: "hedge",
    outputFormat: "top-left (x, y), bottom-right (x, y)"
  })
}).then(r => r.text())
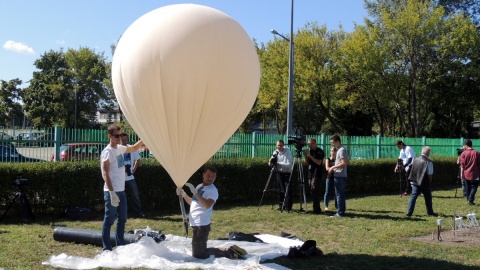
top-left (0, 157), bottom-right (458, 217)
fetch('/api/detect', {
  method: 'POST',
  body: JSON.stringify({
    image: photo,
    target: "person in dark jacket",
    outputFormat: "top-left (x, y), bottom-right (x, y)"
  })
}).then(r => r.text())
top-left (303, 138), bottom-right (325, 214)
top-left (406, 146), bottom-right (437, 217)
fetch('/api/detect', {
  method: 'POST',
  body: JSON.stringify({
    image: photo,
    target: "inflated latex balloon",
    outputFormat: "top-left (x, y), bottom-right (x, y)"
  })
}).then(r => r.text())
top-left (112, 4), bottom-right (260, 188)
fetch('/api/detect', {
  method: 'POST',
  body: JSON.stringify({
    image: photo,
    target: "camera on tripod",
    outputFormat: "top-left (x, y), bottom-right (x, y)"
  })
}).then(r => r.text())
top-left (397, 159), bottom-right (404, 168)
top-left (1, 174), bottom-right (34, 223)
top-left (12, 174), bottom-right (28, 188)
top-left (288, 134), bottom-right (306, 150)
top-left (270, 152), bottom-right (278, 167)
top-left (125, 164), bottom-right (132, 176)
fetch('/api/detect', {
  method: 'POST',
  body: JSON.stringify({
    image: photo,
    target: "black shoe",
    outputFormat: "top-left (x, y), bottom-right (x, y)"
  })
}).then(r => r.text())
top-left (406, 212), bottom-right (412, 218)
top-left (468, 202), bottom-right (475, 206)
top-left (227, 245), bottom-right (247, 260)
top-left (427, 212), bottom-right (438, 217)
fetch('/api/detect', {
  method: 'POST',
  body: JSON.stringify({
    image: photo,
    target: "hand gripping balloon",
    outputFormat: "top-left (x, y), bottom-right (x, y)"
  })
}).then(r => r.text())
top-left (112, 4), bottom-right (260, 235)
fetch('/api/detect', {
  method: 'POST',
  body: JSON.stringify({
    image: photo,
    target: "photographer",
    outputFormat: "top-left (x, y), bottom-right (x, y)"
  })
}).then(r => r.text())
top-left (394, 140), bottom-right (416, 196)
top-left (303, 138), bottom-right (324, 214)
top-left (268, 140), bottom-right (293, 211)
top-left (121, 133), bottom-right (146, 218)
top-left (460, 139), bottom-right (480, 206)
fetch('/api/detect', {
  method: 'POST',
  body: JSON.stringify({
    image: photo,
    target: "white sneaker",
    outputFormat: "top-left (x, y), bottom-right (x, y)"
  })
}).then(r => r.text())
top-left (330, 213), bottom-right (344, 218)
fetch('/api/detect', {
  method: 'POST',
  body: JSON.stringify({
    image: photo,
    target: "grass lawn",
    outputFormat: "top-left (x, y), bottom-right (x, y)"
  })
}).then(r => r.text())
top-left (1, 185), bottom-right (479, 269)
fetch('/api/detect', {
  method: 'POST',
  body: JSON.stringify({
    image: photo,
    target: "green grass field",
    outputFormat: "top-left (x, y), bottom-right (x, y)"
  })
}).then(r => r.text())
top-left (1, 185), bottom-right (479, 269)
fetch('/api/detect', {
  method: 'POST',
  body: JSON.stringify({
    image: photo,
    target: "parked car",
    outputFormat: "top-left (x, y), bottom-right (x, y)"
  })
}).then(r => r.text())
top-left (15, 132), bottom-right (44, 140)
top-left (34, 132), bottom-right (55, 146)
top-left (0, 131), bottom-right (13, 140)
top-left (0, 142), bottom-right (42, 162)
top-left (52, 143), bottom-right (106, 162)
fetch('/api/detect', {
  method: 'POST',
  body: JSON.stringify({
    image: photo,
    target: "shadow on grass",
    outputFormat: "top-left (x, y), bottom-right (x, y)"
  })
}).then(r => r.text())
top-left (266, 253), bottom-right (478, 270)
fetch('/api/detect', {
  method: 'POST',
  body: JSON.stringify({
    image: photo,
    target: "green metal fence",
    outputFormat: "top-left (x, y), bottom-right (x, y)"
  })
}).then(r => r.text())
top-left (0, 126), bottom-right (474, 162)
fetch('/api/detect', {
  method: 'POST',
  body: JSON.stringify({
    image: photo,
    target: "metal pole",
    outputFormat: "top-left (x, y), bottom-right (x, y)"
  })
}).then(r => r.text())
top-left (74, 89), bottom-right (77, 141)
top-left (287, 0), bottom-right (294, 136)
top-left (74, 89), bottom-right (76, 130)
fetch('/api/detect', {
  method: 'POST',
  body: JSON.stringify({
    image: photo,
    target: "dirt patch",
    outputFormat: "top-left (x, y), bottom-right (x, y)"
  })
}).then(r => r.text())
top-left (411, 228), bottom-right (480, 247)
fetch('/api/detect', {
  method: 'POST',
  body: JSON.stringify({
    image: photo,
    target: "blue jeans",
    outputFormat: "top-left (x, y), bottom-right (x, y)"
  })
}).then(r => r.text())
top-left (102, 191), bottom-right (127, 251)
top-left (125, 179), bottom-right (143, 215)
top-left (407, 184), bottom-right (434, 215)
top-left (465, 179), bottom-right (479, 204)
top-left (324, 176), bottom-right (336, 208)
top-left (462, 179), bottom-right (468, 197)
top-left (333, 177), bottom-right (347, 216)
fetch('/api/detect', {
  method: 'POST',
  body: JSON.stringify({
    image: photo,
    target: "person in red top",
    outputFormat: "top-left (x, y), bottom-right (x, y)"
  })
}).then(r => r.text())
top-left (460, 139), bottom-right (480, 206)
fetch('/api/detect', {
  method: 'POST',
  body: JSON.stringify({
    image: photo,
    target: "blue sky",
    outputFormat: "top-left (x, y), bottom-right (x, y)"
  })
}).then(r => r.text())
top-left (0, 0), bottom-right (368, 85)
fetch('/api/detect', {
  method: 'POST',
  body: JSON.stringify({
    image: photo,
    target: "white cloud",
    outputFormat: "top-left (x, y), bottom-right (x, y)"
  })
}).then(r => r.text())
top-left (3, 40), bottom-right (35, 55)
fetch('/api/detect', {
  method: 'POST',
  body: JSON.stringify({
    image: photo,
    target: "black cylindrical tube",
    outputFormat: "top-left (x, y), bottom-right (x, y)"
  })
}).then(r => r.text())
top-left (53, 227), bottom-right (136, 246)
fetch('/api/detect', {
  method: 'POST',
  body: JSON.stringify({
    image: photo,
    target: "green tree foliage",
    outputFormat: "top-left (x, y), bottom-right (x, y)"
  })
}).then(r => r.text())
top-left (255, 40), bottom-right (290, 134)
top-left (437, 0), bottom-right (480, 26)
top-left (345, 0), bottom-right (480, 136)
top-left (255, 23), bottom-right (348, 134)
top-left (0, 79), bottom-right (24, 126)
top-left (294, 23), bottom-right (347, 134)
top-left (21, 48), bottom-right (111, 128)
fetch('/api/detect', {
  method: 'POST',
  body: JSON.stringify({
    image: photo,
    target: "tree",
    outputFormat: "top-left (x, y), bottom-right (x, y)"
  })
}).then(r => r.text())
top-left (65, 47), bottom-right (112, 128)
top-left (0, 79), bottom-right (24, 127)
top-left (437, 0), bottom-right (480, 26)
top-left (21, 48), bottom-right (112, 128)
top-left (346, 0), bottom-right (480, 137)
top-left (254, 40), bottom-right (290, 134)
top-left (293, 23), bottom-right (347, 134)
top-left (254, 23), bottom-right (347, 134)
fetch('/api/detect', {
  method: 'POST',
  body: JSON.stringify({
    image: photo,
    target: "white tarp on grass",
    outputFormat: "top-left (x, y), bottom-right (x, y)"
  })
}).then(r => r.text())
top-left (43, 234), bottom-right (303, 269)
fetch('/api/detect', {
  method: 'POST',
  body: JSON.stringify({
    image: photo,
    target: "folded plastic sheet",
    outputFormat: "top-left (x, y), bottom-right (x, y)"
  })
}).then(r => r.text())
top-left (43, 234), bottom-right (302, 269)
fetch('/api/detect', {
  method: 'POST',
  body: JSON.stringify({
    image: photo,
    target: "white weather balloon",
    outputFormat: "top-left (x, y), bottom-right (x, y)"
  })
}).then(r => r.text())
top-left (112, 4), bottom-right (260, 188)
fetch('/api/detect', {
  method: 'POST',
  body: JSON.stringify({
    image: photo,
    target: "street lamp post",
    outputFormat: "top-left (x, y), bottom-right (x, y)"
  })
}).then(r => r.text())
top-left (271, 0), bottom-right (294, 135)
top-left (74, 89), bottom-right (77, 130)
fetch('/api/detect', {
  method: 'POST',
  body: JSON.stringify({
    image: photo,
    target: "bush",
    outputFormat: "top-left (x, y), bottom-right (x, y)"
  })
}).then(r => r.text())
top-left (0, 157), bottom-right (458, 216)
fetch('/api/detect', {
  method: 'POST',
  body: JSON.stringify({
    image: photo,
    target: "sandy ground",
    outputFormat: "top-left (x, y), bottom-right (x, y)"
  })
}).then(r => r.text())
top-left (411, 226), bottom-right (480, 247)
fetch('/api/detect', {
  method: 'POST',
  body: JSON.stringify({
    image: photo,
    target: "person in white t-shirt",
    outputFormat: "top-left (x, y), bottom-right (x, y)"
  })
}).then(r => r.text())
top-left (179, 166), bottom-right (246, 260)
top-left (394, 140), bottom-right (416, 196)
top-left (100, 124), bottom-right (143, 251)
top-left (121, 133), bottom-right (145, 218)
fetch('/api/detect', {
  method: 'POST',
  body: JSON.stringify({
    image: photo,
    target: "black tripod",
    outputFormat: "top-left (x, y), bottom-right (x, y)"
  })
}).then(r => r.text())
top-left (397, 170), bottom-right (403, 197)
top-left (1, 184), bottom-right (34, 223)
top-left (257, 166), bottom-right (278, 211)
top-left (396, 160), bottom-right (405, 197)
top-left (455, 166), bottom-right (461, 198)
top-left (283, 149), bottom-right (307, 213)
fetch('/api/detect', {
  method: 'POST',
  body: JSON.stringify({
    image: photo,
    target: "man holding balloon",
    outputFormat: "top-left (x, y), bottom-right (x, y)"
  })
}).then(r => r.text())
top-left (100, 124), bottom-right (144, 251)
top-left (178, 166), bottom-right (247, 259)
